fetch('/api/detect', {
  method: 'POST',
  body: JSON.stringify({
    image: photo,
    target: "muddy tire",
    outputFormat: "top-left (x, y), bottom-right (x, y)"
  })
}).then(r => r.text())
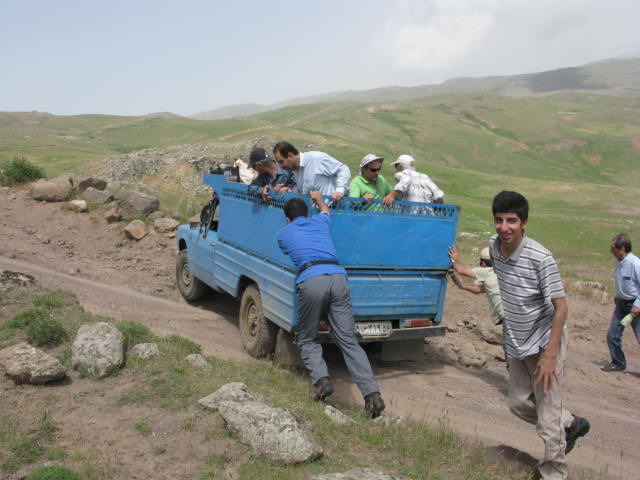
top-left (239, 284), bottom-right (278, 358)
top-left (176, 250), bottom-right (206, 302)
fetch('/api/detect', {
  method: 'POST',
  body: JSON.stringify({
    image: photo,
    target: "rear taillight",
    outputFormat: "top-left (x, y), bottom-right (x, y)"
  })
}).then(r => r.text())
top-left (403, 318), bottom-right (432, 328)
top-left (318, 321), bottom-right (329, 331)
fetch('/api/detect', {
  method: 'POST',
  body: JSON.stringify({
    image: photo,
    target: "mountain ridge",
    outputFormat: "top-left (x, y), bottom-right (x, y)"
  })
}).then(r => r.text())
top-left (191, 57), bottom-right (640, 120)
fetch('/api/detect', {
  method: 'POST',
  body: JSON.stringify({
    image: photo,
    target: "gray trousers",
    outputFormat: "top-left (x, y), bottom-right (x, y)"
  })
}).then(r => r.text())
top-left (296, 274), bottom-right (379, 397)
top-left (507, 328), bottom-right (574, 480)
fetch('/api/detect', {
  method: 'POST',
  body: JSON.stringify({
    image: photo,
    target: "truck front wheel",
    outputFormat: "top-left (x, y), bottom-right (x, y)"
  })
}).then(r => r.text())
top-left (176, 250), bottom-right (206, 302)
top-left (239, 284), bottom-right (278, 358)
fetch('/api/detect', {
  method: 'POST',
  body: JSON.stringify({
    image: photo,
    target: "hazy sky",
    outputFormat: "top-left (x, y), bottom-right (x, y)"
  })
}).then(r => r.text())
top-left (2, 0), bottom-right (639, 117)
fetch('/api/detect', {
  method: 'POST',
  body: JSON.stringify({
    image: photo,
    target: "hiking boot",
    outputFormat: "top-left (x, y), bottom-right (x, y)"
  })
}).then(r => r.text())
top-left (565, 416), bottom-right (590, 454)
top-left (312, 377), bottom-right (334, 402)
top-left (601, 363), bottom-right (625, 372)
top-left (364, 392), bottom-right (385, 419)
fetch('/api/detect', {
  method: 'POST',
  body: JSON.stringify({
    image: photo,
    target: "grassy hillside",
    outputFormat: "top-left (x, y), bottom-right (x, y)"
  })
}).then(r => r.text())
top-left (1, 92), bottom-right (638, 285)
top-left (0, 112), bottom-right (262, 173)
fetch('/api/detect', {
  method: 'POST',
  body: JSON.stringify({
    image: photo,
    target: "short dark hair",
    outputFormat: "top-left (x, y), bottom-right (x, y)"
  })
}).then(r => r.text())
top-left (273, 141), bottom-right (299, 158)
top-left (612, 233), bottom-right (632, 253)
top-left (283, 198), bottom-right (308, 221)
top-left (492, 190), bottom-right (529, 222)
top-left (480, 258), bottom-right (493, 267)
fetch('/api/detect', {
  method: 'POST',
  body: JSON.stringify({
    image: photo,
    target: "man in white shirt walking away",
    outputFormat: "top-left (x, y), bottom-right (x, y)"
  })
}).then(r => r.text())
top-left (602, 233), bottom-right (640, 372)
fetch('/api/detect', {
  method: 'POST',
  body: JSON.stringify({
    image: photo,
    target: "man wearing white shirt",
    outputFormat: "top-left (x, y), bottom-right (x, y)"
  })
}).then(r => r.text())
top-left (382, 154), bottom-right (444, 206)
top-left (602, 233), bottom-right (640, 372)
top-left (273, 141), bottom-right (350, 202)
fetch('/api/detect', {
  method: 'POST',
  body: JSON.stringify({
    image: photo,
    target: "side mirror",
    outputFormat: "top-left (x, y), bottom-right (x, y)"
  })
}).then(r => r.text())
top-left (200, 204), bottom-right (212, 224)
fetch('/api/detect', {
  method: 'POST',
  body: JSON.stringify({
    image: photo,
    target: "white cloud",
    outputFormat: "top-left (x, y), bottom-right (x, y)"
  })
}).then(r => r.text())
top-left (378, 0), bottom-right (497, 73)
top-left (375, 0), bottom-right (640, 81)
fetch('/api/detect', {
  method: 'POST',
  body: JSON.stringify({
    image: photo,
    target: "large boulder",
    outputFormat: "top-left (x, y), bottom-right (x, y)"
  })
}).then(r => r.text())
top-left (71, 322), bottom-right (124, 377)
top-left (117, 191), bottom-right (159, 215)
top-left (81, 186), bottom-right (112, 204)
top-left (218, 400), bottom-right (323, 463)
top-left (0, 343), bottom-right (67, 384)
top-left (310, 468), bottom-right (410, 480)
top-left (30, 176), bottom-right (72, 202)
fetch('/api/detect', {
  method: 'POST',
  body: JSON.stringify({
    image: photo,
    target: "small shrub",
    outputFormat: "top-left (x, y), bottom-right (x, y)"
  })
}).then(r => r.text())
top-left (46, 448), bottom-right (69, 461)
top-left (32, 291), bottom-right (75, 309)
top-left (0, 157), bottom-right (45, 185)
top-left (6, 307), bottom-right (48, 329)
top-left (25, 465), bottom-right (79, 480)
top-left (160, 334), bottom-right (201, 355)
top-left (133, 421), bottom-right (152, 437)
top-left (116, 321), bottom-right (156, 347)
top-left (26, 315), bottom-right (67, 347)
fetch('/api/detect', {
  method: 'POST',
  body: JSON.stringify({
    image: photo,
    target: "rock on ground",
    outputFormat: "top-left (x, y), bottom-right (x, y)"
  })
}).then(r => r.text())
top-left (30, 176), bottom-right (72, 202)
top-left (82, 186), bottom-right (112, 204)
top-left (217, 400), bottom-right (323, 464)
top-left (68, 199), bottom-right (87, 212)
top-left (153, 217), bottom-right (180, 233)
top-left (71, 322), bottom-right (124, 377)
top-left (198, 382), bottom-right (264, 411)
top-left (125, 220), bottom-right (149, 240)
top-left (129, 343), bottom-right (160, 359)
top-left (0, 342), bottom-right (66, 384)
top-left (117, 190), bottom-right (159, 215)
top-left (324, 405), bottom-right (355, 425)
top-left (310, 468), bottom-right (410, 480)
top-left (186, 353), bottom-right (212, 369)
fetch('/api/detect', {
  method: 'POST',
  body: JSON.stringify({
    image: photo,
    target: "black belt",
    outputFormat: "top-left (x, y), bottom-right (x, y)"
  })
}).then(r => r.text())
top-left (298, 260), bottom-right (338, 273)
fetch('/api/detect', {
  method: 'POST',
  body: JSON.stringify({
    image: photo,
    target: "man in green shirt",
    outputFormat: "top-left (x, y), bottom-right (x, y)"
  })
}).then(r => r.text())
top-left (349, 154), bottom-right (392, 204)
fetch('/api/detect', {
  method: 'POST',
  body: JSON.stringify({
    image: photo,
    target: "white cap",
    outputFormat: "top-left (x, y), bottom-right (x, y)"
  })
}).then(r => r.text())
top-left (479, 247), bottom-right (491, 260)
top-left (359, 153), bottom-right (384, 170)
top-left (391, 154), bottom-right (415, 167)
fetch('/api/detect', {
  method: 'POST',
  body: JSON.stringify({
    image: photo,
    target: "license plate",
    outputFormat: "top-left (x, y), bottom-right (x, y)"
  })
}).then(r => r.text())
top-left (356, 321), bottom-right (392, 337)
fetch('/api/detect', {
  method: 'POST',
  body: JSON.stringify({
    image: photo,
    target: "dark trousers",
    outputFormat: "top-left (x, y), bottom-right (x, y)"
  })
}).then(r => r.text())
top-left (296, 274), bottom-right (379, 397)
top-left (606, 299), bottom-right (640, 369)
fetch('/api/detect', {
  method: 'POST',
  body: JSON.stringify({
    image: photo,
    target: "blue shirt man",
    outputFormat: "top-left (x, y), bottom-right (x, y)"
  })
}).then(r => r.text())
top-left (277, 191), bottom-right (384, 418)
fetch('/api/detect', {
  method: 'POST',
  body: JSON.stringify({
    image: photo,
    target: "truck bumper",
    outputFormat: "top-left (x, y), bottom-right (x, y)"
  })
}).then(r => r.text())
top-left (315, 325), bottom-right (446, 343)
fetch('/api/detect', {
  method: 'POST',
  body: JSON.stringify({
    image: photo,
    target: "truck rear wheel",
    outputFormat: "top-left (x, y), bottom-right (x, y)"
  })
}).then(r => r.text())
top-left (239, 284), bottom-right (278, 358)
top-left (176, 250), bottom-right (206, 302)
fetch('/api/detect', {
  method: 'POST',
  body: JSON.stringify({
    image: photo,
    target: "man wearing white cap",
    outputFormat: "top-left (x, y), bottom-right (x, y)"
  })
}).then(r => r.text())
top-left (349, 154), bottom-right (392, 204)
top-left (448, 245), bottom-right (504, 326)
top-left (382, 154), bottom-right (444, 206)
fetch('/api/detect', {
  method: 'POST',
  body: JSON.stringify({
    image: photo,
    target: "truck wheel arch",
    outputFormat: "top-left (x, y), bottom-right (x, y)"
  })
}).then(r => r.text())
top-left (239, 283), bottom-right (278, 358)
top-left (176, 249), bottom-right (206, 302)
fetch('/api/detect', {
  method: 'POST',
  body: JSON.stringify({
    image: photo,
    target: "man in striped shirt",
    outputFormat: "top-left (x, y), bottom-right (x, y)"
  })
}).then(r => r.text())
top-left (489, 191), bottom-right (589, 480)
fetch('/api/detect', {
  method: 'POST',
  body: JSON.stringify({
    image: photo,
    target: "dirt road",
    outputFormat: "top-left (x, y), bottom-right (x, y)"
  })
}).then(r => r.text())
top-left (1, 187), bottom-right (639, 479)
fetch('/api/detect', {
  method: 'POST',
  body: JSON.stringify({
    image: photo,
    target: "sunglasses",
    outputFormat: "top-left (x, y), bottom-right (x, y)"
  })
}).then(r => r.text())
top-left (366, 166), bottom-right (381, 172)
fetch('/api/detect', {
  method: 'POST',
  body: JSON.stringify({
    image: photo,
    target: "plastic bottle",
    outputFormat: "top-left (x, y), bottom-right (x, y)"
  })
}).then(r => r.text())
top-left (621, 313), bottom-right (633, 327)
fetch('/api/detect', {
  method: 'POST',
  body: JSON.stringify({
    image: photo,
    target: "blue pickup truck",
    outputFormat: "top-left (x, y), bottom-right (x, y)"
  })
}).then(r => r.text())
top-left (175, 174), bottom-right (459, 358)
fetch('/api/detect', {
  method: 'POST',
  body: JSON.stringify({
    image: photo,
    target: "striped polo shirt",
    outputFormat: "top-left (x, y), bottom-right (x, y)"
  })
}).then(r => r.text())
top-left (489, 234), bottom-right (565, 359)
